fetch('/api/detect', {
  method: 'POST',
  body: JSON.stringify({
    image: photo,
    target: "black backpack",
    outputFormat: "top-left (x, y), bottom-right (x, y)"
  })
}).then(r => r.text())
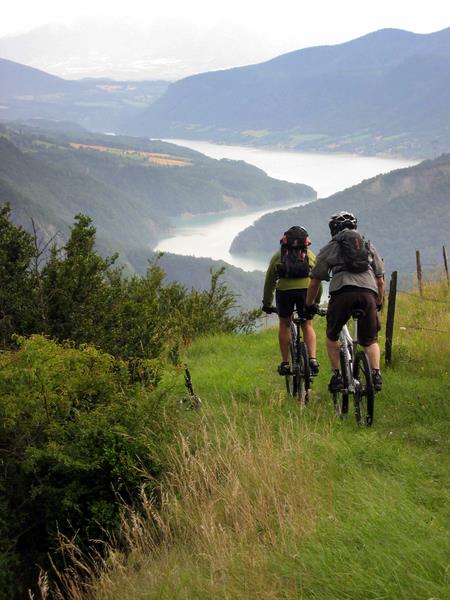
top-left (335, 229), bottom-right (371, 273)
top-left (276, 226), bottom-right (311, 279)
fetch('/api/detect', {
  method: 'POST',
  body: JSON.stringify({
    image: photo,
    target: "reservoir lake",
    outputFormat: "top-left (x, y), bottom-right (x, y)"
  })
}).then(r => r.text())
top-left (155, 140), bottom-right (419, 272)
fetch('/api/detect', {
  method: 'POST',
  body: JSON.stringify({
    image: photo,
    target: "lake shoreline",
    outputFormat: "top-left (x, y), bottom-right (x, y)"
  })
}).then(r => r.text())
top-left (155, 141), bottom-right (419, 271)
top-left (160, 136), bottom-right (424, 163)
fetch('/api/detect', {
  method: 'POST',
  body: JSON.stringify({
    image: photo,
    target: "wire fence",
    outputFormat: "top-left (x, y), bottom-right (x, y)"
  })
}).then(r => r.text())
top-left (399, 325), bottom-right (450, 335)
top-left (397, 289), bottom-right (450, 304)
top-left (385, 249), bottom-right (450, 364)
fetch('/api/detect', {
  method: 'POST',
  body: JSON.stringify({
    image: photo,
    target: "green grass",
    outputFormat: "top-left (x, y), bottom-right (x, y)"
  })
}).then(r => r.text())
top-left (62, 281), bottom-right (450, 599)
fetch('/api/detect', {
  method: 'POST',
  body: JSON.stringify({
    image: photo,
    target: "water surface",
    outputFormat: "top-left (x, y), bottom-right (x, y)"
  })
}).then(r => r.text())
top-left (156, 140), bottom-right (419, 271)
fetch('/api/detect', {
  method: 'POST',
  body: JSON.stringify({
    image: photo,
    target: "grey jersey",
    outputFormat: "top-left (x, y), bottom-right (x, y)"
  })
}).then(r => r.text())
top-left (310, 230), bottom-right (384, 294)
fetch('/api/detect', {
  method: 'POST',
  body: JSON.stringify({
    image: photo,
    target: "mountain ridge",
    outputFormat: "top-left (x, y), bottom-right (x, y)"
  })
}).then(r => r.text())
top-left (229, 153), bottom-right (450, 273)
top-left (132, 28), bottom-right (450, 158)
top-left (0, 124), bottom-right (314, 307)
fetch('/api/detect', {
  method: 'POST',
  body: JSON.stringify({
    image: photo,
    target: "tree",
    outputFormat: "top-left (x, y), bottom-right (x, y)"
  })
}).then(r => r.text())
top-left (41, 214), bottom-right (118, 344)
top-left (0, 203), bottom-right (35, 347)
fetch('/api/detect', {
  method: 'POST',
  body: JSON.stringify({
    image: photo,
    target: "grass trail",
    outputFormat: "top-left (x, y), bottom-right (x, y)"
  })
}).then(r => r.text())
top-left (67, 281), bottom-right (450, 599)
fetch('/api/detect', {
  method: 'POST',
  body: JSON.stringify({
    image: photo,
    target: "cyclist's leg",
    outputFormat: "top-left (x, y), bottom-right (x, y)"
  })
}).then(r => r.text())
top-left (293, 289), bottom-right (318, 374)
top-left (357, 291), bottom-right (381, 369)
top-left (326, 291), bottom-right (354, 368)
top-left (357, 290), bottom-right (382, 390)
top-left (326, 338), bottom-right (340, 369)
top-left (365, 342), bottom-right (380, 369)
top-left (326, 290), bottom-right (356, 391)
top-left (296, 289), bottom-right (317, 358)
top-left (301, 320), bottom-right (316, 357)
top-left (279, 316), bottom-right (292, 363)
top-left (276, 290), bottom-right (295, 366)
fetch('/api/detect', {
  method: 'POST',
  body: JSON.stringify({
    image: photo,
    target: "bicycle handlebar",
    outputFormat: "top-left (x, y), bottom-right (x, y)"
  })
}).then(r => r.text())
top-left (264, 305), bottom-right (327, 317)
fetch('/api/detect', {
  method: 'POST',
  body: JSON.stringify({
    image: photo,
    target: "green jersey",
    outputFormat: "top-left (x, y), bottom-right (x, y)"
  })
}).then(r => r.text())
top-left (263, 248), bottom-right (317, 307)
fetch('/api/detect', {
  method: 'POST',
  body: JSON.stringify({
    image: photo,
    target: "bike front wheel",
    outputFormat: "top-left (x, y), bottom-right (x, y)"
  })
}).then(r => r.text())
top-left (353, 351), bottom-right (375, 426)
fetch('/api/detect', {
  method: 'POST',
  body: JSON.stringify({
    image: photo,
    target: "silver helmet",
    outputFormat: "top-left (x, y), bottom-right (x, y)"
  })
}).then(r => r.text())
top-left (328, 211), bottom-right (357, 236)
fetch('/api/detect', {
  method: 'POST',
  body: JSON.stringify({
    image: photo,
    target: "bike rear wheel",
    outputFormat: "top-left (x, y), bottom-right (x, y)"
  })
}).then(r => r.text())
top-left (353, 351), bottom-right (375, 426)
top-left (285, 338), bottom-right (296, 395)
top-left (285, 337), bottom-right (310, 406)
top-left (333, 349), bottom-right (350, 417)
top-left (297, 341), bottom-right (311, 405)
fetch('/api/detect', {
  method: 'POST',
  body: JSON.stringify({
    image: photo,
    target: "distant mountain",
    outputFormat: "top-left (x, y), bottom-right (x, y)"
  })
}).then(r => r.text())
top-left (133, 28), bottom-right (450, 158)
top-left (0, 124), bottom-right (313, 304)
top-left (230, 154), bottom-right (450, 274)
top-left (0, 20), bottom-right (292, 81)
top-left (0, 58), bottom-right (169, 132)
top-left (0, 57), bottom-right (71, 95)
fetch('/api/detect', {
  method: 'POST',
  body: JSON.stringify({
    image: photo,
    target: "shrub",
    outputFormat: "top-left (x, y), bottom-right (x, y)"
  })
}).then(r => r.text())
top-left (0, 335), bottom-right (175, 599)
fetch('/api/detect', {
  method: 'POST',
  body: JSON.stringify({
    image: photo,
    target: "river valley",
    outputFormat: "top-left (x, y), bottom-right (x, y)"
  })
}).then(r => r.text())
top-left (156, 141), bottom-right (419, 271)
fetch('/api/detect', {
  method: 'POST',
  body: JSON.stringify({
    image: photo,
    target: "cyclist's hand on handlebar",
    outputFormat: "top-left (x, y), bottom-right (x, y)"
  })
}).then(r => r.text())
top-left (304, 303), bottom-right (319, 319)
top-left (262, 304), bottom-right (277, 314)
top-left (305, 304), bottom-right (327, 319)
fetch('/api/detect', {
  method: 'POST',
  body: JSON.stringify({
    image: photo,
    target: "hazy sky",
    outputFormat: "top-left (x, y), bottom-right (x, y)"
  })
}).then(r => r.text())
top-left (1, 1), bottom-right (449, 79)
top-left (2, 0), bottom-right (449, 44)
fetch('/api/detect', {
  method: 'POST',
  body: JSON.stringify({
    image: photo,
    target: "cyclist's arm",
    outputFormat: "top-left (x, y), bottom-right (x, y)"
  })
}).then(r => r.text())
top-left (306, 242), bottom-right (334, 306)
top-left (262, 251), bottom-right (280, 307)
top-left (369, 242), bottom-right (385, 306)
top-left (376, 275), bottom-right (385, 306)
top-left (306, 278), bottom-right (321, 306)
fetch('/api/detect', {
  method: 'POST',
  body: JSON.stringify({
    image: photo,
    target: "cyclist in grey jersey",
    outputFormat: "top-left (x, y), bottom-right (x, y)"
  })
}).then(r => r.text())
top-left (306, 211), bottom-right (385, 392)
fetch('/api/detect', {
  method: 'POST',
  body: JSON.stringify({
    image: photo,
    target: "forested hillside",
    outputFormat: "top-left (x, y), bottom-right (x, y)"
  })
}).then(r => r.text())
top-left (230, 153), bottom-right (450, 273)
top-left (134, 28), bottom-right (450, 158)
top-left (0, 124), bottom-right (312, 303)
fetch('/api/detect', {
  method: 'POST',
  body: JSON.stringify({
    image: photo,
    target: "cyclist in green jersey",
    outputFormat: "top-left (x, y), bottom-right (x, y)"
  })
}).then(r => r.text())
top-left (262, 226), bottom-right (322, 376)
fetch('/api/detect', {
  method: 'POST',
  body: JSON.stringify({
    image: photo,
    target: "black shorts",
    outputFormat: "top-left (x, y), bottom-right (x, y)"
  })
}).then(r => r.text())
top-left (326, 286), bottom-right (380, 346)
top-left (276, 288), bottom-right (308, 319)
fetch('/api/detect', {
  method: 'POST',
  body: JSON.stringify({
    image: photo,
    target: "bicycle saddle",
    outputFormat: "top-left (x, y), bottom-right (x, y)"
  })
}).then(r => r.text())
top-left (351, 309), bottom-right (365, 319)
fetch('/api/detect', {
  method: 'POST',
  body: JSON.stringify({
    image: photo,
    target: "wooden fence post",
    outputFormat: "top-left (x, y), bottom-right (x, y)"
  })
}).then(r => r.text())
top-left (385, 270), bottom-right (397, 367)
top-left (443, 245), bottom-right (449, 285)
top-left (416, 250), bottom-right (423, 297)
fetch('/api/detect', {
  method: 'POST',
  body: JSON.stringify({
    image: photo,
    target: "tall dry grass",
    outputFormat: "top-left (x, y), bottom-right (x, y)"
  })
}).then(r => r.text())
top-left (49, 407), bottom-right (329, 599)
top-left (41, 277), bottom-right (450, 599)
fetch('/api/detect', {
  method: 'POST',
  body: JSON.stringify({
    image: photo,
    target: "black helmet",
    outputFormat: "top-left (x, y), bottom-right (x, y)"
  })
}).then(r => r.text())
top-left (328, 211), bottom-right (357, 236)
top-left (285, 225), bottom-right (308, 238)
top-left (281, 225), bottom-right (311, 246)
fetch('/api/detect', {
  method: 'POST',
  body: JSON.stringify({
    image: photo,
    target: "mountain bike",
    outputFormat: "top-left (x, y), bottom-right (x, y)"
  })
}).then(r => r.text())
top-left (268, 306), bottom-right (325, 405)
top-left (332, 309), bottom-right (375, 426)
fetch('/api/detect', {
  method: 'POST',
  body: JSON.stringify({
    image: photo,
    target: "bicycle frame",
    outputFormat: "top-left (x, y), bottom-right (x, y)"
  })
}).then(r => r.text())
top-left (339, 320), bottom-right (357, 394)
top-left (287, 310), bottom-right (311, 403)
top-left (334, 314), bottom-right (375, 426)
top-left (268, 304), bottom-right (322, 405)
top-left (290, 314), bottom-right (303, 359)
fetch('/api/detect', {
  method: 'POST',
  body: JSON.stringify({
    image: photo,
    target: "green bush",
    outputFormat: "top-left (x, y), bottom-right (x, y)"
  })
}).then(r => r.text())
top-left (0, 206), bottom-right (260, 361)
top-left (0, 335), bottom-right (175, 599)
top-left (0, 206), bottom-right (260, 598)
